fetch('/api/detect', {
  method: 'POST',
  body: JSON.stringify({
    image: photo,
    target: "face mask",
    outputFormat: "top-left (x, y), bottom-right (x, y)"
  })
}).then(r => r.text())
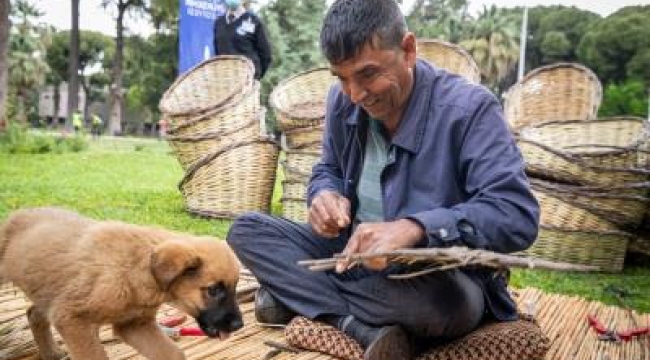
top-left (225, 0), bottom-right (241, 10)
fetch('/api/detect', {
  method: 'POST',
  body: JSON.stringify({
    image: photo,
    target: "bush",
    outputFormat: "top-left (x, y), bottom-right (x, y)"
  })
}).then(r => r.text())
top-left (0, 124), bottom-right (88, 154)
top-left (598, 80), bottom-right (649, 118)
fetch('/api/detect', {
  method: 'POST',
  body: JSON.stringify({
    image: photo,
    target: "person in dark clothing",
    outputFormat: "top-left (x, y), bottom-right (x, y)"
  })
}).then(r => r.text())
top-left (226, 0), bottom-right (540, 359)
top-left (213, 0), bottom-right (272, 79)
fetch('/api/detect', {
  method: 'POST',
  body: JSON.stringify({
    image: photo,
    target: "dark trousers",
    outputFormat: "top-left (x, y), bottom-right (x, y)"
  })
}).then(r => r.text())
top-left (226, 212), bottom-right (485, 339)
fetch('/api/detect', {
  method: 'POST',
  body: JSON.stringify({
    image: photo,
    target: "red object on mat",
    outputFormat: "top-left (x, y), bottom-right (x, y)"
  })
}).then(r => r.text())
top-left (587, 314), bottom-right (649, 342)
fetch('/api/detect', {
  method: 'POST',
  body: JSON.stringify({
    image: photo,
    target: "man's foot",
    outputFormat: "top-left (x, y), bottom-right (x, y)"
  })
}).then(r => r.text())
top-left (254, 287), bottom-right (295, 325)
top-left (363, 325), bottom-right (411, 360)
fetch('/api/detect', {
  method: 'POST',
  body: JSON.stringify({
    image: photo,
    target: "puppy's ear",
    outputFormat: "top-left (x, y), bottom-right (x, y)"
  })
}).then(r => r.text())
top-left (150, 241), bottom-right (202, 291)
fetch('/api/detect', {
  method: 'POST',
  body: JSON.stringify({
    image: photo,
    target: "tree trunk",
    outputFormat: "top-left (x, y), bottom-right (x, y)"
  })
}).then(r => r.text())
top-left (66, 0), bottom-right (81, 132)
top-left (80, 78), bottom-right (91, 124)
top-left (0, 0), bottom-right (10, 131)
top-left (108, 0), bottom-right (127, 136)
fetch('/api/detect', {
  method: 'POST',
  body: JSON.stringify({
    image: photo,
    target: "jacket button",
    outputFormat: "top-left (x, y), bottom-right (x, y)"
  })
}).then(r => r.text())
top-left (438, 228), bottom-right (448, 239)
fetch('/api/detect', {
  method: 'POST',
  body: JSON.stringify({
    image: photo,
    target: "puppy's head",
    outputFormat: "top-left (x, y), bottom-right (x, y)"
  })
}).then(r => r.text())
top-left (150, 238), bottom-right (243, 339)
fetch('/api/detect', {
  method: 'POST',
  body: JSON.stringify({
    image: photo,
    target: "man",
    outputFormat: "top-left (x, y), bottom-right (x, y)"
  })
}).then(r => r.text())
top-left (213, 0), bottom-right (272, 80)
top-left (227, 0), bottom-right (539, 359)
top-left (91, 113), bottom-right (103, 139)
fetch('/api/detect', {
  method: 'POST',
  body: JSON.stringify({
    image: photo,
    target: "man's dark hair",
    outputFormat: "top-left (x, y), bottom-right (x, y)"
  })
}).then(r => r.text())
top-left (320, 0), bottom-right (407, 64)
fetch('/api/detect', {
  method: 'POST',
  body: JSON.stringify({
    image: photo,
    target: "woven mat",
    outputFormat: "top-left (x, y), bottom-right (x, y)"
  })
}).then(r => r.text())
top-left (1, 281), bottom-right (648, 360)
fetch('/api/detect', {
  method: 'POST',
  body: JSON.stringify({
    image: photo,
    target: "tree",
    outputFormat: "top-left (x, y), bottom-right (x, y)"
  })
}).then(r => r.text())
top-left (47, 30), bottom-right (113, 124)
top-left (598, 80), bottom-right (648, 118)
top-left (0, 0), bottom-right (10, 131)
top-left (577, 6), bottom-right (650, 87)
top-left (8, 0), bottom-right (50, 125)
top-left (406, 0), bottom-right (470, 43)
top-left (259, 0), bottom-right (327, 131)
top-left (67, 0), bottom-right (80, 131)
top-left (101, 0), bottom-right (148, 135)
top-left (460, 5), bottom-right (520, 92)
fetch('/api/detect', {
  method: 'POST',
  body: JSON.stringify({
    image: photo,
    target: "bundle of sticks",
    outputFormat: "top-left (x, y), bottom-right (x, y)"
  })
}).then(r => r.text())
top-left (298, 246), bottom-right (598, 279)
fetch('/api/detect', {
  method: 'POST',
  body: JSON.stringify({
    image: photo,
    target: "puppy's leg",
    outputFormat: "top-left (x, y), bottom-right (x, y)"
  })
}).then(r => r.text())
top-left (53, 318), bottom-right (108, 360)
top-left (27, 306), bottom-right (66, 360)
top-left (114, 320), bottom-right (186, 360)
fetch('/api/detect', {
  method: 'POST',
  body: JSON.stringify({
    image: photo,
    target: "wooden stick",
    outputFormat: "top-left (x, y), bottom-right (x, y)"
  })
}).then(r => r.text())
top-left (298, 246), bottom-right (599, 275)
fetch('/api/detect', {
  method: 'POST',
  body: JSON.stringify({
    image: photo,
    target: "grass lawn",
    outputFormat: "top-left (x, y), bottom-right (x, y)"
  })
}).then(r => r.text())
top-left (1, 135), bottom-right (648, 313)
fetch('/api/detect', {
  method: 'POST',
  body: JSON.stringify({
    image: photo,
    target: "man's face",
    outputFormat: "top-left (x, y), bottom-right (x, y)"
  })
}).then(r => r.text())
top-left (330, 33), bottom-right (417, 126)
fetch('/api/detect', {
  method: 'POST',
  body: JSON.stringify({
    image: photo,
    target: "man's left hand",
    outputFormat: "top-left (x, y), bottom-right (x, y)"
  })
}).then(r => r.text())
top-left (336, 219), bottom-right (424, 272)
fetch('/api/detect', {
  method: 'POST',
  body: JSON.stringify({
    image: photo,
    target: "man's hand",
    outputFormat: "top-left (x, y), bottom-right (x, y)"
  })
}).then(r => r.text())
top-left (308, 190), bottom-right (351, 238)
top-left (336, 219), bottom-right (424, 272)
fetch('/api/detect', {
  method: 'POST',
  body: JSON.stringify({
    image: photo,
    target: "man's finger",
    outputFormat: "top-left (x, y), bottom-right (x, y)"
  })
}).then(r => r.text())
top-left (336, 197), bottom-right (351, 227)
top-left (336, 236), bottom-right (360, 273)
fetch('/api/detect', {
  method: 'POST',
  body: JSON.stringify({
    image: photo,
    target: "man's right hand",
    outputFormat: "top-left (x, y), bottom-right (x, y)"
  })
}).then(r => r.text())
top-left (308, 190), bottom-right (351, 238)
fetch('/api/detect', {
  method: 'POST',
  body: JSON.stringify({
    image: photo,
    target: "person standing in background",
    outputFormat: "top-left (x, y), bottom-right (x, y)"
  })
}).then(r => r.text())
top-left (213, 0), bottom-right (272, 80)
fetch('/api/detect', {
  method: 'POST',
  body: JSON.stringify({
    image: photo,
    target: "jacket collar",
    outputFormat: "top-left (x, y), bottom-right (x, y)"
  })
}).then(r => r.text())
top-left (345, 59), bottom-right (435, 154)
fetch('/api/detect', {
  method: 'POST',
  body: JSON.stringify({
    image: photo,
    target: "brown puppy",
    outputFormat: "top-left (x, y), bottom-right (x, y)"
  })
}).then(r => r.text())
top-left (0, 207), bottom-right (243, 360)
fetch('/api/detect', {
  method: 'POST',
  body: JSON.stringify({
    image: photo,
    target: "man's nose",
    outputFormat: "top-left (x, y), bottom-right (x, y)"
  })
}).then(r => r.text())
top-left (348, 81), bottom-right (367, 104)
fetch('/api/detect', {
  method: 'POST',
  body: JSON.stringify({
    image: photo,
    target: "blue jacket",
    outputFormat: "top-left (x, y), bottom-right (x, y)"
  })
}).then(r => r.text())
top-left (307, 59), bottom-right (540, 320)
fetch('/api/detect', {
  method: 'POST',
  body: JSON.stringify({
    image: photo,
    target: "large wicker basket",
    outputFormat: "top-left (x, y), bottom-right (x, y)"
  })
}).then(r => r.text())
top-left (531, 179), bottom-right (649, 229)
top-left (284, 150), bottom-right (321, 176)
top-left (178, 138), bottom-right (279, 219)
top-left (270, 67), bottom-right (337, 132)
top-left (159, 55), bottom-right (255, 117)
top-left (284, 124), bottom-right (324, 150)
top-left (523, 226), bottom-right (630, 272)
top-left (417, 39), bottom-right (481, 83)
top-left (503, 63), bottom-right (602, 130)
top-left (166, 84), bottom-right (263, 170)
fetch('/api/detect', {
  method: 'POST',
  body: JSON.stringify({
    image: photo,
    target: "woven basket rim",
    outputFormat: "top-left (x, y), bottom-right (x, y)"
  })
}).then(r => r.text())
top-left (159, 55), bottom-right (255, 116)
top-left (517, 137), bottom-right (650, 176)
top-left (519, 62), bottom-right (602, 92)
top-left (280, 196), bottom-right (307, 202)
top-left (285, 123), bottom-right (325, 135)
top-left (285, 149), bottom-right (322, 157)
top-left (167, 81), bottom-right (259, 134)
top-left (540, 224), bottom-right (632, 237)
top-left (179, 137), bottom-right (279, 190)
top-left (530, 178), bottom-right (650, 199)
top-left (416, 38), bottom-right (480, 75)
top-left (166, 117), bottom-right (259, 142)
top-left (185, 206), bottom-right (243, 220)
top-left (520, 117), bottom-right (649, 156)
top-left (270, 67), bottom-right (333, 121)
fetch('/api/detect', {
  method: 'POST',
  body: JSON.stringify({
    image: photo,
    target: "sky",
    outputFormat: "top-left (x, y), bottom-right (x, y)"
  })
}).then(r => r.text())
top-left (34, 0), bottom-right (650, 38)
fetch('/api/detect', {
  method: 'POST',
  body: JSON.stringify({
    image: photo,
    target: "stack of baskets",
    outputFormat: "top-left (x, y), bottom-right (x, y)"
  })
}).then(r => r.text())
top-left (270, 67), bottom-right (337, 222)
top-left (159, 56), bottom-right (279, 219)
top-left (515, 116), bottom-right (649, 270)
top-left (417, 39), bottom-right (481, 83)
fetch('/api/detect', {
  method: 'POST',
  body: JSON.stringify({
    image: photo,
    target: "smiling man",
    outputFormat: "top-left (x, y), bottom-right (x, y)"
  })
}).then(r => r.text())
top-left (226, 0), bottom-right (540, 359)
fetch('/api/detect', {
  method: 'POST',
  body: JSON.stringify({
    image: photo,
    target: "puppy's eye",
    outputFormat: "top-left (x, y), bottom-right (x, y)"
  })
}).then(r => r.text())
top-left (184, 265), bottom-right (199, 277)
top-left (207, 284), bottom-right (224, 299)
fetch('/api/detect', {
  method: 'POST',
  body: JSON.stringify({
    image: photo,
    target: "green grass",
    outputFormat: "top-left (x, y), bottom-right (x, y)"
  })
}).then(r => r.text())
top-left (1, 135), bottom-right (648, 313)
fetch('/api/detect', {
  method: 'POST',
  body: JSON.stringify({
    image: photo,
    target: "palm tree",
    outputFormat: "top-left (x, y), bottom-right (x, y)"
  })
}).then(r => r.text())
top-left (0, 0), bottom-right (10, 131)
top-left (460, 5), bottom-right (520, 92)
top-left (407, 0), bottom-right (470, 43)
top-left (8, 0), bottom-right (50, 125)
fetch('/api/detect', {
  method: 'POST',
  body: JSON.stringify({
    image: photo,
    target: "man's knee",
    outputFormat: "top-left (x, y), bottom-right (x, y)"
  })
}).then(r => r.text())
top-left (226, 211), bottom-right (270, 251)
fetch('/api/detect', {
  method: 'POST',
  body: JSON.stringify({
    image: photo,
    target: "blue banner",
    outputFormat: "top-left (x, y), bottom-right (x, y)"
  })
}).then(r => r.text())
top-left (179, 0), bottom-right (226, 74)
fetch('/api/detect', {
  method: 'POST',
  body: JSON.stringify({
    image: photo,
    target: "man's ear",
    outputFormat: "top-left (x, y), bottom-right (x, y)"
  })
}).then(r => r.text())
top-left (150, 241), bottom-right (202, 291)
top-left (402, 32), bottom-right (417, 66)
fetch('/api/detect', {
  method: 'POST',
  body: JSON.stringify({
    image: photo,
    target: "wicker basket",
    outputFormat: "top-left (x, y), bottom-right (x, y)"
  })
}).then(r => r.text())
top-left (159, 55), bottom-right (255, 117)
top-left (521, 117), bottom-right (649, 169)
top-left (282, 198), bottom-right (309, 223)
top-left (284, 124), bottom-right (324, 150)
top-left (531, 179), bottom-right (650, 229)
top-left (270, 67), bottom-right (337, 132)
top-left (178, 138), bottom-right (279, 219)
top-left (517, 141), bottom-right (648, 187)
top-left (522, 226), bottom-right (630, 272)
top-left (503, 63), bottom-right (602, 130)
top-left (417, 39), bottom-right (481, 83)
top-left (534, 190), bottom-right (618, 231)
top-left (284, 150), bottom-right (321, 176)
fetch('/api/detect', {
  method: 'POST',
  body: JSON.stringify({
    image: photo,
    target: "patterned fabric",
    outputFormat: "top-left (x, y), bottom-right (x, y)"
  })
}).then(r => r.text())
top-left (285, 316), bottom-right (363, 360)
top-left (285, 315), bottom-right (550, 360)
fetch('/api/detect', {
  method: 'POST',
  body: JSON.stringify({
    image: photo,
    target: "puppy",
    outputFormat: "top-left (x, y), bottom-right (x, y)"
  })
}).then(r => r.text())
top-left (0, 207), bottom-right (243, 360)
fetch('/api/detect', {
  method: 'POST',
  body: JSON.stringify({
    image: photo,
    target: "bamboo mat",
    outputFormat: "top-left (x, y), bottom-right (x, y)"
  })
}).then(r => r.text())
top-left (1, 282), bottom-right (648, 360)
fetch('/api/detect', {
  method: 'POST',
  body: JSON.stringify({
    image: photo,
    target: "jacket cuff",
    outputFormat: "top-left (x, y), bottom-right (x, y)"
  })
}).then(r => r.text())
top-left (407, 208), bottom-right (463, 248)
